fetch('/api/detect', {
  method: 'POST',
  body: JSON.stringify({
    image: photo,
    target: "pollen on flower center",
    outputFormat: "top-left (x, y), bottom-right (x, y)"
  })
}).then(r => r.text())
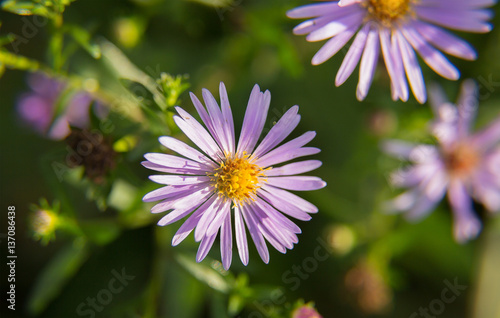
top-left (212, 155), bottom-right (264, 203)
top-left (443, 144), bottom-right (480, 178)
top-left (366, 0), bottom-right (412, 26)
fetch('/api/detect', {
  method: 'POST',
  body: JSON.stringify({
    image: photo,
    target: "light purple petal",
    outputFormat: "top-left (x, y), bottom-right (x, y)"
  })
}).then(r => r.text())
top-left (448, 180), bottom-right (482, 243)
top-left (413, 21), bottom-right (477, 60)
top-left (189, 91), bottom-right (225, 153)
top-left (311, 26), bottom-right (358, 65)
top-left (265, 160), bottom-right (322, 177)
top-left (255, 131), bottom-right (317, 167)
top-left (143, 153), bottom-right (211, 171)
top-left (247, 204), bottom-right (289, 253)
top-left (395, 29), bottom-right (426, 103)
top-left (390, 30), bottom-right (409, 102)
top-left (143, 183), bottom-right (208, 202)
top-left (338, 0), bottom-right (362, 6)
top-left (174, 107), bottom-right (223, 160)
top-left (220, 212), bottom-right (233, 270)
top-left (428, 83), bottom-right (450, 114)
top-left (456, 79), bottom-right (478, 138)
top-left (261, 184), bottom-right (319, 213)
top-left (257, 187), bottom-right (313, 221)
top-left (252, 106), bottom-right (300, 159)
top-left (151, 186), bottom-right (210, 214)
top-left (287, 2), bottom-right (348, 19)
top-left (206, 199), bottom-right (231, 237)
top-left (141, 161), bottom-right (208, 175)
top-left (266, 176), bottom-right (326, 191)
top-left (234, 205), bottom-right (249, 265)
top-left (381, 140), bottom-right (417, 159)
top-left (418, 0), bottom-right (496, 8)
top-left (379, 28), bottom-right (407, 102)
top-left (219, 82), bottom-right (236, 154)
top-left (336, 22), bottom-right (370, 87)
top-left (402, 26), bottom-right (460, 80)
top-left (196, 232), bottom-right (218, 263)
top-left (406, 192), bottom-right (442, 221)
top-left (194, 196), bottom-right (224, 242)
top-left (416, 7), bottom-right (492, 33)
top-left (149, 174), bottom-right (211, 185)
top-left (472, 116), bottom-right (500, 150)
top-left (171, 195), bottom-right (218, 246)
top-left (356, 26), bottom-right (379, 100)
top-left (156, 188), bottom-right (213, 224)
top-left (241, 205), bottom-right (270, 264)
top-left (472, 172), bottom-right (500, 212)
top-left (202, 88), bottom-right (231, 153)
top-left (254, 198), bottom-right (302, 234)
top-left (293, 6), bottom-right (361, 35)
top-left (237, 85), bottom-right (271, 156)
top-left (158, 136), bottom-right (214, 165)
top-left (306, 10), bottom-right (364, 42)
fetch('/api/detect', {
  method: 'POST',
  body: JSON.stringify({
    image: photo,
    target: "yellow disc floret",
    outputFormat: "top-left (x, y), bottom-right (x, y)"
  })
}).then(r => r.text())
top-left (365, 0), bottom-right (412, 27)
top-left (443, 143), bottom-right (480, 179)
top-left (212, 154), bottom-right (264, 204)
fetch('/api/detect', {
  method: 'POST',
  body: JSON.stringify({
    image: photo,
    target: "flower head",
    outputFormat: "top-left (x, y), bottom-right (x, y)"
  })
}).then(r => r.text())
top-left (287, 0), bottom-right (496, 103)
top-left (29, 199), bottom-right (62, 245)
top-left (17, 72), bottom-right (104, 139)
top-left (31, 209), bottom-right (59, 244)
top-left (383, 80), bottom-right (500, 242)
top-left (65, 128), bottom-right (117, 183)
top-left (142, 83), bottom-right (326, 269)
top-left (292, 303), bottom-right (323, 318)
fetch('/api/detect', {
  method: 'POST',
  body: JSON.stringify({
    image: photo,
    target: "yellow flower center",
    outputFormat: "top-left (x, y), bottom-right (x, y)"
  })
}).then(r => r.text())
top-left (443, 143), bottom-right (479, 179)
top-left (212, 155), bottom-right (264, 204)
top-left (365, 0), bottom-right (412, 27)
top-left (32, 210), bottom-right (58, 236)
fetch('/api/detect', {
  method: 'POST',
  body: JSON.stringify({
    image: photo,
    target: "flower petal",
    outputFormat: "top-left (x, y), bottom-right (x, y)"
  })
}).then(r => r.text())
top-left (220, 212), bottom-right (233, 270)
top-left (234, 205), bottom-right (249, 265)
top-left (237, 85), bottom-right (271, 155)
top-left (265, 160), bottom-right (323, 176)
top-left (252, 106), bottom-right (300, 159)
top-left (448, 180), bottom-right (482, 243)
top-left (266, 176), bottom-right (327, 191)
top-left (241, 205), bottom-right (270, 264)
top-left (159, 136), bottom-right (214, 165)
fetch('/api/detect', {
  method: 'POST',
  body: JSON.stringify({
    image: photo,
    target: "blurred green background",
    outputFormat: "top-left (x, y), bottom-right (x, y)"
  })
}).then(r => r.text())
top-left (1, 0), bottom-right (500, 317)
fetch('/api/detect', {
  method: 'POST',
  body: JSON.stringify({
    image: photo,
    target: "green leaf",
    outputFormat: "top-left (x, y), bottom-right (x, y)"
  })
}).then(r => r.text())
top-left (228, 294), bottom-right (245, 316)
top-left (1, 0), bottom-right (54, 18)
top-left (0, 49), bottom-right (39, 71)
top-left (65, 24), bottom-right (101, 59)
top-left (471, 218), bottom-right (500, 318)
top-left (80, 219), bottom-right (121, 245)
top-left (99, 38), bottom-right (165, 109)
top-left (210, 292), bottom-right (230, 318)
top-left (0, 34), bottom-right (15, 47)
top-left (161, 262), bottom-right (206, 318)
top-left (175, 254), bottom-right (231, 293)
top-left (186, 0), bottom-right (234, 8)
top-left (27, 240), bottom-right (89, 315)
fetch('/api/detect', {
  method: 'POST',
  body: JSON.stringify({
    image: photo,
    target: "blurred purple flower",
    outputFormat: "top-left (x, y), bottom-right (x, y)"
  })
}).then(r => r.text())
top-left (287, 0), bottom-right (496, 103)
top-left (292, 305), bottom-right (323, 318)
top-left (17, 72), bottom-right (101, 139)
top-left (142, 83), bottom-right (326, 269)
top-left (383, 80), bottom-right (500, 243)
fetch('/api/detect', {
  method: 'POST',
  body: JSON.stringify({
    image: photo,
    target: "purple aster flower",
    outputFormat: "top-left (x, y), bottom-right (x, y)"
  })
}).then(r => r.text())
top-left (287, 0), bottom-right (496, 103)
top-left (383, 80), bottom-right (500, 243)
top-left (17, 72), bottom-right (103, 139)
top-left (292, 305), bottom-right (323, 318)
top-left (142, 83), bottom-right (326, 269)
